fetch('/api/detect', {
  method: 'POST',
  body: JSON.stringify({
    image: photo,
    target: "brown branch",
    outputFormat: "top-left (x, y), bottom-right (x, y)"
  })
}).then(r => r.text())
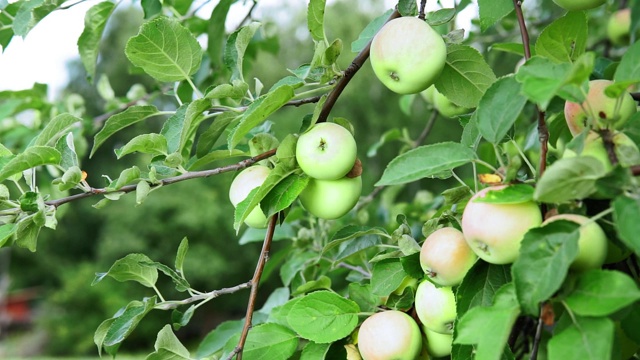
top-left (418, 0), bottom-right (427, 20)
top-left (45, 149), bottom-right (277, 208)
top-left (529, 304), bottom-right (545, 360)
top-left (228, 215), bottom-right (278, 360)
top-left (600, 129), bottom-right (620, 167)
top-left (316, 9), bottom-right (402, 123)
top-left (512, 0), bottom-right (531, 59)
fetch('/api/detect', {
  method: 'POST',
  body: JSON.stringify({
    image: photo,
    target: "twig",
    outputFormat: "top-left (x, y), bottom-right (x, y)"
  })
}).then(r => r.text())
top-left (155, 281), bottom-right (252, 310)
top-left (45, 149), bottom-right (277, 208)
top-left (512, 1), bottom-right (531, 59)
top-left (600, 129), bottom-right (620, 166)
top-left (236, 0), bottom-right (258, 29)
top-left (93, 85), bottom-right (171, 125)
top-left (530, 304), bottom-right (545, 360)
top-left (228, 215), bottom-right (278, 360)
top-left (208, 95), bottom-right (323, 114)
top-left (337, 262), bottom-right (371, 278)
top-left (418, 0), bottom-right (427, 20)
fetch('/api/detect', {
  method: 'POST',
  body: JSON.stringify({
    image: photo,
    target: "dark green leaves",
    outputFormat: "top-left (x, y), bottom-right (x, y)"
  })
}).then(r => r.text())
top-left (91, 105), bottom-right (160, 157)
top-left (477, 0), bottom-right (513, 32)
top-left (535, 11), bottom-right (587, 63)
top-left (564, 270), bottom-right (640, 316)
top-left (613, 195), bottom-right (640, 256)
top-left (547, 316), bottom-right (614, 360)
top-left (225, 22), bottom-right (260, 82)
top-left (534, 157), bottom-right (607, 203)
top-left (475, 75), bottom-right (527, 144)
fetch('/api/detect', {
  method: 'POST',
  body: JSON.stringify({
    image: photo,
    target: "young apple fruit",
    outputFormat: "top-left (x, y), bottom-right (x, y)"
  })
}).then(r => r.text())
top-left (420, 227), bottom-right (477, 286)
top-left (564, 79), bottom-right (637, 136)
top-left (433, 88), bottom-right (472, 118)
top-left (228, 165), bottom-right (271, 228)
top-left (542, 214), bottom-right (608, 271)
top-left (424, 326), bottom-right (453, 358)
top-left (357, 310), bottom-right (422, 360)
top-left (562, 131), bottom-right (640, 173)
top-left (552, 0), bottom-right (604, 10)
top-left (607, 9), bottom-right (632, 45)
top-left (299, 175), bottom-right (362, 219)
top-left (414, 280), bottom-right (456, 335)
top-left (370, 17), bottom-right (446, 94)
top-left (296, 122), bottom-right (357, 180)
top-left (461, 185), bottom-right (543, 264)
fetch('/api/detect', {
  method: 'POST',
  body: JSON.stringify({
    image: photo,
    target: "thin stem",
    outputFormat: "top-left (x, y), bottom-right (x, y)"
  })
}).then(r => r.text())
top-left (155, 281), bottom-right (252, 310)
top-left (418, 0), bottom-right (427, 20)
top-left (152, 285), bottom-right (166, 302)
top-left (530, 304), bottom-right (545, 360)
top-left (186, 77), bottom-right (204, 99)
top-left (512, 0), bottom-right (531, 60)
top-left (511, 140), bottom-right (537, 178)
top-left (473, 159), bottom-right (499, 173)
top-left (451, 170), bottom-right (468, 188)
top-left (228, 215), bottom-right (278, 360)
top-left (336, 262), bottom-right (371, 278)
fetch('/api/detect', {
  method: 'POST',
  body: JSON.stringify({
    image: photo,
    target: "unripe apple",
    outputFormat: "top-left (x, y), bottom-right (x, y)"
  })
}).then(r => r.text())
top-left (296, 122), bottom-right (358, 180)
top-left (357, 310), bottom-right (422, 360)
top-left (370, 17), bottom-right (446, 94)
top-left (420, 85), bottom-right (436, 104)
top-left (552, 0), bottom-right (605, 11)
top-left (229, 165), bottom-right (271, 228)
top-left (433, 87), bottom-right (472, 118)
top-left (420, 227), bottom-right (477, 286)
top-left (564, 80), bottom-right (637, 136)
top-left (392, 275), bottom-right (418, 296)
top-left (424, 326), bottom-right (453, 358)
top-left (542, 214), bottom-right (607, 271)
top-left (563, 131), bottom-right (640, 173)
top-left (461, 185), bottom-right (542, 264)
top-left (607, 9), bottom-right (632, 45)
top-left (415, 280), bottom-right (456, 335)
top-left (299, 175), bottom-right (362, 219)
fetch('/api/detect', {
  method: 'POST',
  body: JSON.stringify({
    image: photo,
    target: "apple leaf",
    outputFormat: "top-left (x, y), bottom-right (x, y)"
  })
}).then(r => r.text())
top-left (511, 220), bottom-right (580, 316)
top-left (426, 8), bottom-right (456, 26)
top-left (564, 270), bottom-right (640, 317)
top-left (376, 142), bottom-right (477, 186)
top-left (614, 39), bottom-right (640, 82)
top-left (33, 113), bottom-right (82, 147)
top-left (533, 157), bottom-right (607, 203)
top-left (471, 184), bottom-right (534, 204)
top-left (613, 195), bottom-right (640, 256)
top-left (300, 342), bottom-right (333, 359)
top-left (91, 105), bottom-right (160, 157)
top-left (535, 11), bottom-right (587, 63)
top-left (195, 320), bottom-right (244, 359)
top-left (322, 225), bottom-right (389, 255)
top-left (351, 9), bottom-right (394, 52)
top-left (348, 283), bottom-right (382, 313)
top-left (207, 0), bottom-right (234, 76)
top-left (475, 75), bottom-right (528, 144)
top-left (286, 290), bottom-right (359, 343)
top-left (548, 315), bottom-right (614, 360)
top-left (93, 253), bottom-right (158, 288)
top-left (260, 173), bottom-right (309, 218)
top-left (370, 258), bottom-right (406, 297)
top-left (115, 134), bottom-right (168, 159)
top-left (489, 42), bottom-right (534, 57)
top-left (96, 296), bottom-right (157, 353)
top-left (178, 98), bottom-right (213, 158)
top-left (434, 44), bottom-right (497, 109)
top-left (77, 1), bottom-right (115, 82)
top-left (224, 22), bottom-right (261, 82)
top-left (0, 146), bottom-right (61, 182)
top-left (307, 0), bottom-right (326, 42)
top-left (477, 0), bottom-right (513, 32)
top-left (146, 325), bottom-right (191, 360)
top-left (0, 223), bottom-right (16, 247)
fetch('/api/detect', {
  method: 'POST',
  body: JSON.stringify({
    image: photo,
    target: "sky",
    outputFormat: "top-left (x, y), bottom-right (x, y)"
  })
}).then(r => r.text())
top-left (0, 0), bottom-right (471, 98)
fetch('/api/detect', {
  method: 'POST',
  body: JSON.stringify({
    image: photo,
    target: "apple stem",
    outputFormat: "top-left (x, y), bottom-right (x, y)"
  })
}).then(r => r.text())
top-left (418, 0), bottom-right (427, 20)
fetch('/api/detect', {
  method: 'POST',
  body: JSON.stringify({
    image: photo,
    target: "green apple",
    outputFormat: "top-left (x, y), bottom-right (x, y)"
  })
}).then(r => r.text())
top-left (607, 9), bottom-right (632, 45)
top-left (564, 80), bottom-right (637, 136)
top-left (563, 131), bottom-right (640, 173)
top-left (357, 310), bottom-right (422, 360)
top-left (461, 185), bottom-right (543, 264)
top-left (542, 214), bottom-right (607, 271)
top-left (420, 227), bottom-right (477, 286)
top-left (296, 122), bottom-right (357, 180)
top-left (552, 0), bottom-right (605, 11)
top-left (370, 17), bottom-right (446, 94)
top-left (228, 165), bottom-right (271, 228)
top-left (424, 326), bottom-right (453, 358)
top-left (415, 280), bottom-right (456, 335)
top-left (420, 85), bottom-right (436, 104)
top-left (299, 175), bottom-right (362, 219)
top-left (345, 344), bottom-right (363, 360)
top-left (392, 275), bottom-right (418, 296)
top-left (433, 88), bottom-right (472, 118)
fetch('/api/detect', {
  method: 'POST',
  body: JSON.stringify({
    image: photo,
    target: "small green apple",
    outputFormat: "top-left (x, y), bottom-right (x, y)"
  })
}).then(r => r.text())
top-left (607, 9), bottom-right (632, 45)
top-left (433, 88), bottom-right (472, 118)
top-left (563, 131), bottom-right (640, 173)
top-left (424, 326), bottom-right (453, 358)
top-left (420, 227), bottom-right (477, 286)
top-left (370, 17), bottom-right (446, 94)
top-left (357, 310), bottom-right (422, 360)
top-left (543, 214), bottom-right (608, 271)
top-left (564, 80), bottom-right (637, 136)
top-left (392, 275), bottom-right (418, 296)
top-left (461, 185), bottom-right (543, 264)
top-left (299, 175), bottom-right (362, 219)
top-left (296, 122), bottom-right (357, 180)
top-left (415, 280), bottom-right (456, 335)
top-left (228, 165), bottom-right (271, 228)
top-left (420, 85), bottom-right (436, 104)
top-left (552, 0), bottom-right (605, 11)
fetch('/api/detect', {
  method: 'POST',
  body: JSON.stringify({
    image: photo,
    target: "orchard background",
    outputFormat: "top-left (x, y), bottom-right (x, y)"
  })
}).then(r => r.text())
top-left (1, 0), bottom-right (640, 359)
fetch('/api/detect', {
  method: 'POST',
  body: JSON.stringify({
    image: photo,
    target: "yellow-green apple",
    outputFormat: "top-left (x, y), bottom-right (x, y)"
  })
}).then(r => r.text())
top-left (229, 165), bottom-right (271, 228)
top-left (415, 280), bottom-right (456, 334)
top-left (345, 344), bottom-right (363, 360)
top-left (552, 0), bottom-right (605, 10)
top-left (607, 9), bottom-right (632, 45)
top-left (420, 85), bottom-right (436, 104)
top-left (357, 310), bottom-right (422, 360)
top-left (461, 185), bottom-right (543, 264)
top-left (542, 214), bottom-right (607, 271)
top-left (392, 275), bottom-right (418, 296)
top-left (296, 122), bottom-right (357, 180)
top-left (433, 87), bottom-right (473, 118)
top-left (370, 17), bottom-right (446, 94)
top-left (420, 227), bottom-right (477, 286)
top-left (563, 131), bottom-right (640, 173)
top-left (564, 79), bottom-right (637, 136)
top-left (424, 326), bottom-right (453, 358)
top-left (299, 175), bottom-right (362, 219)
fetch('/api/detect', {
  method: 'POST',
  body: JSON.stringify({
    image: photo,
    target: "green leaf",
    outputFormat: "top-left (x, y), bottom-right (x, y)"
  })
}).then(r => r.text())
top-left (370, 259), bottom-right (406, 297)
top-left (454, 283), bottom-right (520, 360)
top-left (375, 142), bottom-right (477, 186)
top-left (511, 221), bottom-right (580, 315)
top-left (178, 98), bottom-right (212, 156)
top-left (236, 323), bottom-right (299, 360)
top-left (614, 40), bottom-right (640, 82)
top-left (188, 149), bottom-right (246, 170)
top-left (351, 9), bottom-right (393, 53)
top-left (101, 297), bottom-right (157, 350)
top-left (146, 325), bottom-right (191, 360)
top-left (535, 11), bottom-right (587, 63)
top-left (426, 8), bottom-right (456, 26)
top-left (228, 85), bottom-right (295, 150)
top-left (195, 112), bottom-right (238, 158)
top-left (94, 253), bottom-right (159, 288)
top-left (471, 184), bottom-right (534, 204)
top-left (115, 133), bottom-right (168, 159)
top-left (260, 173), bottom-right (309, 218)
top-left (15, 212), bottom-right (44, 251)
top-left (13, 0), bottom-right (45, 37)
top-left (564, 269), bottom-right (640, 316)
top-left (175, 237), bottom-right (188, 273)
top-left (286, 290), bottom-right (359, 343)
top-left (207, 0), bottom-right (235, 74)
top-left (196, 320), bottom-right (244, 359)
top-left (398, 0), bottom-right (418, 16)
top-left (108, 166), bottom-right (141, 191)
top-left (533, 157), bottom-right (607, 203)
top-left (300, 342), bottom-right (332, 360)
top-left (475, 75), bottom-right (527, 143)
top-left (348, 283), bottom-right (381, 313)
top-left (125, 17), bottom-right (203, 82)
top-left (77, 1), bottom-right (115, 81)
top-left (434, 44), bottom-right (497, 108)
top-left (142, 261), bottom-right (190, 292)
top-left (321, 225), bottom-right (389, 255)
top-left (547, 316), bottom-right (614, 360)
top-left (456, 261), bottom-right (512, 313)
top-left (33, 113), bottom-right (82, 147)
top-left (307, 0), bottom-right (326, 42)
top-left (91, 105), bottom-right (160, 157)
top-left (225, 22), bottom-right (261, 82)
top-left (489, 42), bottom-right (532, 57)
top-left (55, 132), bottom-right (80, 170)
top-left (140, 0), bottom-right (161, 19)
top-left (292, 275), bottom-right (332, 296)
top-left (0, 223), bottom-right (16, 247)
top-left (477, 0), bottom-right (513, 32)
top-left (0, 146), bottom-right (60, 182)
top-left (613, 195), bottom-right (640, 256)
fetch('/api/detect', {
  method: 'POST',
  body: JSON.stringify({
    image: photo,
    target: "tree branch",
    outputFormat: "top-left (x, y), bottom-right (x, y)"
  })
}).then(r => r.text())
top-left (228, 215), bottom-right (278, 360)
top-left (418, 0), bottom-right (427, 20)
top-left (155, 281), bottom-right (253, 310)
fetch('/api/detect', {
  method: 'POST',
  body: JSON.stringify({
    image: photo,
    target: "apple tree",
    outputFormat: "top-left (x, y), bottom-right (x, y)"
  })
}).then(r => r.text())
top-left (1, 0), bottom-right (640, 359)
